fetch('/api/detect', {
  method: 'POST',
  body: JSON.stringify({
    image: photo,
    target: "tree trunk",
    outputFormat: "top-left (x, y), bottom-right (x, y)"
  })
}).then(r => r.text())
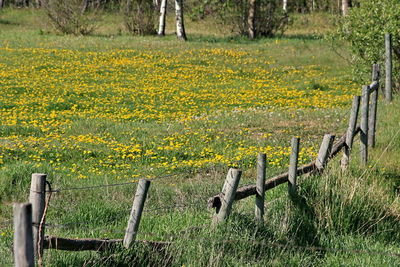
top-left (342, 0), bottom-right (349, 16)
top-left (82, 0), bottom-right (89, 13)
top-left (154, 0), bottom-right (159, 10)
top-left (175, 0), bottom-right (186, 41)
top-left (282, 0), bottom-right (287, 12)
top-left (302, 0), bottom-right (307, 13)
top-left (0, 0), bottom-right (4, 8)
top-left (35, 0), bottom-right (40, 8)
top-left (248, 0), bottom-right (256, 39)
top-left (158, 0), bottom-right (167, 36)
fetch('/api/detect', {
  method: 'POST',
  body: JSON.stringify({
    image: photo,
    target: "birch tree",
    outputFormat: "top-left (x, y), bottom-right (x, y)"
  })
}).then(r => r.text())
top-left (175, 0), bottom-right (186, 40)
top-left (342, 0), bottom-right (350, 16)
top-left (282, 0), bottom-right (287, 12)
top-left (158, 0), bottom-right (167, 36)
top-left (248, 0), bottom-right (256, 39)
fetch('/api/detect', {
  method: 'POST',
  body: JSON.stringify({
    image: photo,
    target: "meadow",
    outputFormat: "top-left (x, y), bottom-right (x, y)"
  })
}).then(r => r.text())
top-left (0, 9), bottom-right (399, 266)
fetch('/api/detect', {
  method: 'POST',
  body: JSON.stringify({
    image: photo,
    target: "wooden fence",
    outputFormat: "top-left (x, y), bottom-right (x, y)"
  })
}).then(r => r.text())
top-left (11, 34), bottom-right (395, 266)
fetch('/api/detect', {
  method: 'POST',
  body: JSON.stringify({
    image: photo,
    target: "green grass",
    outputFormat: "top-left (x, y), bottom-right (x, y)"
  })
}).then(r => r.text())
top-left (0, 8), bottom-right (399, 266)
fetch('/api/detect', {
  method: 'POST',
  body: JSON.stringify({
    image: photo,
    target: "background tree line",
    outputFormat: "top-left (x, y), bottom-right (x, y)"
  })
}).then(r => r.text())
top-left (0, 0), bottom-right (357, 39)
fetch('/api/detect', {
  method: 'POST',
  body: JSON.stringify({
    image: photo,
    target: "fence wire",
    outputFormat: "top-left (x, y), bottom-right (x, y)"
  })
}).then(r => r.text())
top-left (358, 126), bottom-right (400, 180)
top-left (41, 197), bottom-right (208, 234)
top-left (46, 173), bottom-right (179, 193)
top-left (43, 162), bottom-right (231, 194)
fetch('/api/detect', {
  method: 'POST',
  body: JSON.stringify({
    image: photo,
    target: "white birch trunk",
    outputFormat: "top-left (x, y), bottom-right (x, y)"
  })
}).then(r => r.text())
top-left (175, 0), bottom-right (186, 41)
top-left (342, 0), bottom-right (349, 16)
top-left (158, 0), bottom-right (167, 36)
top-left (248, 0), bottom-right (256, 39)
top-left (283, 0), bottom-right (287, 12)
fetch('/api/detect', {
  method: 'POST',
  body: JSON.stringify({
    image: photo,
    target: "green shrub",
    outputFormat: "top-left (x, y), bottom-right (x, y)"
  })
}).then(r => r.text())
top-left (42, 0), bottom-right (101, 35)
top-left (217, 0), bottom-right (288, 37)
top-left (331, 0), bottom-right (400, 89)
top-left (121, 0), bottom-right (156, 35)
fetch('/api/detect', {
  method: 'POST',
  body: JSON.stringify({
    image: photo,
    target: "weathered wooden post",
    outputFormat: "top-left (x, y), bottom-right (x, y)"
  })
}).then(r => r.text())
top-left (29, 173), bottom-right (46, 259)
top-left (123, 179), bottom-right (151, 248)
top-left (369, 64), bottom-right (380, 148)
top-left (212, 168), bottom-right (241, 226)
top-left (14, 203), bottom-right (34, 267)
top-left (360, 85), bottom-right (370, 166)
top-left (255, 153), bottom-right (266, 222)
top-left (315, 134), bottom-right (335, 171)
top-left (288, 137), bottom-right (300, 197)
top-left (385, 33), bottom-right (392, 103)
top-left (341, 95), bottom-right (361, 170)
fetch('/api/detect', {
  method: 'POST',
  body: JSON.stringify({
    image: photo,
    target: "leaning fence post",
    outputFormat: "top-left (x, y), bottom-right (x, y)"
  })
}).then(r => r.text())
top-left (315, 134), bottom-right (335, 171)
top-left (369, 64), bottom-right (380, 148)
top-left (360, 85), bottom-right (370, 166)
top-left (385, 33), bottom-right (392, 103)
top-left (123, 179), bottom-right (151, 248)
top-left (14, 203), bottom-right (34, 267)
top-left (255, 153), bottom-right (266, 222)
top-left (341, 95), bottom-right (361, 170)
top-left (288, 137), bottom-right (300, 197)
top-left (29, 173), bottom-right (46, 259)
top-left (212, 168), bottom-right (241, 226)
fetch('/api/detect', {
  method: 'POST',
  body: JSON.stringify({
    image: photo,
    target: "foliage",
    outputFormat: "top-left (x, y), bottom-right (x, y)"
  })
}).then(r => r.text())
top-left (255, 0), bottom-right (289, 37)
top-left (331, 0), bottom-right (400, 88)
top-left (217, 0), bottom-right (288, 37)
top-left (42, 0), bottom-right (101, 35)
top-left (120, 0), bottom-right (156, 35)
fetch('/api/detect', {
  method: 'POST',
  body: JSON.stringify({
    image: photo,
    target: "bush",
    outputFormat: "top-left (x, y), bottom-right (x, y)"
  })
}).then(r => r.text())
top-left (42, 0), bottom-right (101, 35)
top-left (217, 0), bottom-right (288, 37)
top-left (332, 0), bottom-right (400, 89)
top-left (255, 0), bottom-right (288, 37)
top-left (121, 0), bottom-right (156, 35)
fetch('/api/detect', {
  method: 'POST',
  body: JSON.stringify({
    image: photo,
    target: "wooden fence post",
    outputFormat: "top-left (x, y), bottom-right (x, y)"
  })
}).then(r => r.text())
top-left (123, 179), bottom-right (151, 248)
top-left (14, 203), bottom-right (34, 267)
top-left (29, 173), bottom-right (46, 259)
top-left (315, 134), bottom-right (335, 171)
top-left (385, 33), bottom-right (392, 103)
top-left (212, 168), bottom-right (241, 226)
top-left (341, 95), bottom-right (361, 170)
top-left (255, 153), bottom-right (266, 222)
top-left (360, 85), bottom-right (370, 166)
top-left (369, 64), bottom-right (380, 148)
top-left (288, 137), bottom-right (300, 197)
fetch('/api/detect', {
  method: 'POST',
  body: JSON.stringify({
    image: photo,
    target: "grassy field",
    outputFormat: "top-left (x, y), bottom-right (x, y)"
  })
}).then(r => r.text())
top-left (0, 8), bottom-right (399, 266)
